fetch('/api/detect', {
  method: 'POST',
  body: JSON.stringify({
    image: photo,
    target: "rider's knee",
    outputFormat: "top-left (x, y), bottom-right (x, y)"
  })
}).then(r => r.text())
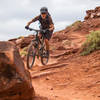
top-left (45, 39), bottom-right (49, 43)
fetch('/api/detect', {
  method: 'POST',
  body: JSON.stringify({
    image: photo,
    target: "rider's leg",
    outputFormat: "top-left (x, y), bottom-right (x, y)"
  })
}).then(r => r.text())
top-left (44, 39), bottom-right (49, 51)
top-left (44, 30), bottom-right (53, 56)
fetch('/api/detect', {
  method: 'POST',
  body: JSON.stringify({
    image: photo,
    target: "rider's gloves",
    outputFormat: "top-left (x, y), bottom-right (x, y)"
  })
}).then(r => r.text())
top-left (29, 28), bottom-right (33, 31)
top-left (25, 26), bottom-right (29, 30)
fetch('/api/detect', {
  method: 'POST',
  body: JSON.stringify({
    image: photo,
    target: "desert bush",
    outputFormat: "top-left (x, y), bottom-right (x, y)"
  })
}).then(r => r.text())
top-left (67, 20), bottom-right (82, 31)
top-left (71, 20), bottom-right (81, 26)
top-left (81, 30), bottom-right (100, 56)
top-left (18, 36), bottom-right (25, 39)
top-left (50, 45), bottom-right (57, 51)
top-left (20, 47), bottom-right (28, 57)
top-left (72, 21), bottom-right (82, 31)
top-left (62, 40), bottom-right (71, 46)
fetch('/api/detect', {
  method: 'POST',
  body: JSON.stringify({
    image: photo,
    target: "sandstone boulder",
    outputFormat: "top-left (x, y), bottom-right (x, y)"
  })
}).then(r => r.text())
top-left (9, 35), bottom-right (34, 49)
top-left (0, 41), bottom-right (35, 100)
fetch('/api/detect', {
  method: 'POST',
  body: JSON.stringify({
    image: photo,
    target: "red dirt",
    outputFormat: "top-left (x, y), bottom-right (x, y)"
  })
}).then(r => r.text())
top-left (30, 17), bottom-right (100, 99)
top-left (29, 50), bottom-right (100, 100)
top-left (23, 23), bottom-right (100, 100)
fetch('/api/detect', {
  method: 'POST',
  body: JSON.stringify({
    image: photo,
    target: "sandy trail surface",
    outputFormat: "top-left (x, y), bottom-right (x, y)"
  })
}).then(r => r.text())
top-left (23, 29), bottom-right (100, 100)
top-left (24, 49), bottom-right (100, 100)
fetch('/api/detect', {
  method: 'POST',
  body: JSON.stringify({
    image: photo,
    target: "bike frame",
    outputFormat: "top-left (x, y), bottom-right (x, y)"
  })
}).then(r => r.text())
top-left (26, 27), bottom-right (49, 68)
top-left (28, 28), bottom-right (45, 57)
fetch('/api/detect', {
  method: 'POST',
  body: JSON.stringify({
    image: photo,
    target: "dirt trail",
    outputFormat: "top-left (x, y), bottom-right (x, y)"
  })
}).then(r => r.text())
top-left (22, 30), bottom-right (100, 100)
top-left (24, 49), bottom-right (100, 100)
top-left (22, 32), bottom-right (100, 100)
top-left (20, 15), bottom-right (100, 100)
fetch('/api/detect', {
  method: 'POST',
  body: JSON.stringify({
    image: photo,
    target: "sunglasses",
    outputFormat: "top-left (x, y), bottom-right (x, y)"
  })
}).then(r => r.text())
top-left (41, 13), bottom-right (47, 15)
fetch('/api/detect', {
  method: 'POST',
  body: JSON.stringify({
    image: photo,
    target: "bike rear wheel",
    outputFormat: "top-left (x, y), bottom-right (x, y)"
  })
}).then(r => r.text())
top-left (27, 43), bottom-right (36, 69)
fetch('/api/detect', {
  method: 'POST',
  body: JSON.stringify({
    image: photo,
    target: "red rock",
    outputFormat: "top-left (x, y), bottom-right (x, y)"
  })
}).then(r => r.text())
top-left (0, 41), bottom-right (35, 100)
top-left (85, 6), bottom-right (100, 20)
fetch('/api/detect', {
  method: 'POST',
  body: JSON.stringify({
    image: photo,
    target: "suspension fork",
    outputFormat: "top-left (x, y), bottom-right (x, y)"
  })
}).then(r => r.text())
top-left (33, 33), bottom-right (39, 56)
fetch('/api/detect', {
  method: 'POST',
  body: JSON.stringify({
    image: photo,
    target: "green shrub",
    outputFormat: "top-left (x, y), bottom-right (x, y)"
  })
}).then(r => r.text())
top-left (71, 20), bottom-right (81, 26)
top-left (62, 40), bottom-right (71, 46)
top-left (67, 20), bottom-right (82, 31)
top-left (20, 47), bottom-right (28, 57)
top-left (18, 36), bottom-right (24, 39)
top-left (81, 30), bottom-right (100, 56)
top-left (50, 46), bottom-right (57, 50)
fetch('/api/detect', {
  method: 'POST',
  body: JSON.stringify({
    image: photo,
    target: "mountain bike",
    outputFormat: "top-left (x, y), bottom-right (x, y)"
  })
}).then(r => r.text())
top-left (26, 27), bottom-right (49, 69)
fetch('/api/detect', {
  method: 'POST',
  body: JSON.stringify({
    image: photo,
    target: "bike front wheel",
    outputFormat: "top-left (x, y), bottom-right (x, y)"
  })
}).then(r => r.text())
top-left (27, 43), bottom-right (36, 69)
top-left (41, 49), bottom-right (49, 65)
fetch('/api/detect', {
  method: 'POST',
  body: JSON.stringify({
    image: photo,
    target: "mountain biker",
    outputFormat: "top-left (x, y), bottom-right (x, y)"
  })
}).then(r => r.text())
top-left (25, 7), bottom-right (54, 56)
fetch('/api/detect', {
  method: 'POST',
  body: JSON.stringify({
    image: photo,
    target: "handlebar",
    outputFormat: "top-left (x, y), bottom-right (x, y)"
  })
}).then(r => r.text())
top-left (27, 27), bottom-right (40, 33)
top-left (26, 27), bottom-right (49, 33)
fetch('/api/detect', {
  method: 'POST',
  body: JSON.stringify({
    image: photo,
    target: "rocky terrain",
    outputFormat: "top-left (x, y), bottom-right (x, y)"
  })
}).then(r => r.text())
top-left (85, 6), bottom-right (100, 20)
top-left (0, 6), bottom-right (100, 100)
top-left (0, 42), bottom-right (34, 100)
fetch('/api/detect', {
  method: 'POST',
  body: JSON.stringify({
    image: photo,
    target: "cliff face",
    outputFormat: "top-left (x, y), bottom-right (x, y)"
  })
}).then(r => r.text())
top-left (85, 6), bottom-right (100, 20)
